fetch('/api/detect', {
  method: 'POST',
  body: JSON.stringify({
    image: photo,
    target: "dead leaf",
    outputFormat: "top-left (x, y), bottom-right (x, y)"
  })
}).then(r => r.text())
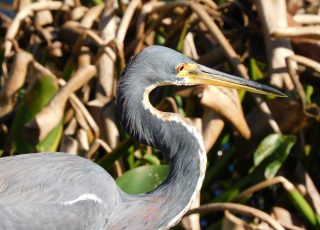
top-left (201, 86), bottom-right (251, 139)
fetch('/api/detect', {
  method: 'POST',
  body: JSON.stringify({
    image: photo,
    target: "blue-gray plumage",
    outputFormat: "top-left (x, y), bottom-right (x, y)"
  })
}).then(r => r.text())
top-left (0, 46), bottom-right (285, 229)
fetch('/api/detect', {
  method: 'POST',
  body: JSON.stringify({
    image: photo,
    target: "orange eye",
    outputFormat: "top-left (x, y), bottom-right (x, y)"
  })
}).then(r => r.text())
top-left (176, 63), bottom-right (185, 73)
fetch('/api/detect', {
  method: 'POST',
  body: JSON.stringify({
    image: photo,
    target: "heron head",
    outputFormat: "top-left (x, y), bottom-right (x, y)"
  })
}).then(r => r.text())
top-left (133, 46), bottom-right (286, 97)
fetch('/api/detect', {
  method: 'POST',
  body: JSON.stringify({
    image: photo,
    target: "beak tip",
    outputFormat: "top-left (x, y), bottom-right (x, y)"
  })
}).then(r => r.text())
top-left (268, 88), bottom-right (287, 98)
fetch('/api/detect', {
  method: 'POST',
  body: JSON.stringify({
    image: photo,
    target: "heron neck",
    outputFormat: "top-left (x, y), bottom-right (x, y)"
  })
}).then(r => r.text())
top-left (116, 83), bottom-right (206, 229)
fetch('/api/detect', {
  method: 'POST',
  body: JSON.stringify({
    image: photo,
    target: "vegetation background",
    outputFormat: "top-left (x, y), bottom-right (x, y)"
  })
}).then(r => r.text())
top-left (0, 0), bottom-right (320, 229)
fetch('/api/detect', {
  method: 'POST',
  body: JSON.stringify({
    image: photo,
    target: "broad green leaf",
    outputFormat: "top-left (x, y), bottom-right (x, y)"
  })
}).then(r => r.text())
top-left (10, 75), bottom-right (62, 153)
top-left (253, 134), bottom-right (281, 166)
top-left (116, 165), bottom-right (169, 195)
top-left (253, 134), bottom-right (296, 179)
top-left (264, 160), bottom-right (282, 179)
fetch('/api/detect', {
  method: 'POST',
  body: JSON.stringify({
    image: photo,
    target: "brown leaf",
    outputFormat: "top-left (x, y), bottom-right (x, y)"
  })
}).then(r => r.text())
top-left (246, 99), bottom-right (309, 136)
top-left (202, 108), bottom-right (224, 152)
top-left (201, 86), bottom-right (251, 139)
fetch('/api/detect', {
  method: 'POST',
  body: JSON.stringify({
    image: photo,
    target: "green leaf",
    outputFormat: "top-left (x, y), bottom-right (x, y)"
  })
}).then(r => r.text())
top-left (155, 33), bottom-right (166, 46)
top-left (142, 154), bottom-right (160, 165)
top-left (249, 58), bottom-right (264, 81)
top-left (287, 187), bottom-right (320, 227)
top-left (116, 165), bottom-right (169, 195)
top-left (10, 75), bottom-right (61, 153)
top-left (305, 85), bottom-right (314, 105)
top-left (252, 134), bottom-right (296, 179)
top-left (36, 119), bottom-right (63, 152)
top-left (176, 19), bottom-right (190, 52)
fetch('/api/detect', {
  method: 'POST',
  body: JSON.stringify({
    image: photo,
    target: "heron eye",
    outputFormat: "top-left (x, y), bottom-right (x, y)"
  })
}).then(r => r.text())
top-left (176, 63), bottom-right (185, 73)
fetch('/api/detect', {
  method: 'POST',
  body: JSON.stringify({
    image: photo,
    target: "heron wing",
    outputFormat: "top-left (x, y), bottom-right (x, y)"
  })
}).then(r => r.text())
top-left (0, 153), bottom-right (121, 228)
top-left (0, 200), bottom-right (108, 230)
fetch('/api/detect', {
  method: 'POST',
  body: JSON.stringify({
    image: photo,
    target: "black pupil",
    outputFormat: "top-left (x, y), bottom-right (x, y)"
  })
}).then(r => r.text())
top-left (179, 65), bottom-right (184, 71)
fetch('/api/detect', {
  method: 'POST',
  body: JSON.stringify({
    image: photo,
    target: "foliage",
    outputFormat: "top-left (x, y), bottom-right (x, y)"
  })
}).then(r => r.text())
top-left (1, 0), bottom-right (320, 229)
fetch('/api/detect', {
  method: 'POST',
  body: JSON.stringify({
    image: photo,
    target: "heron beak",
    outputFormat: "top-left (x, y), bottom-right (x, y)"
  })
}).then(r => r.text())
top-left (177, 63), bottom-right (286, 97)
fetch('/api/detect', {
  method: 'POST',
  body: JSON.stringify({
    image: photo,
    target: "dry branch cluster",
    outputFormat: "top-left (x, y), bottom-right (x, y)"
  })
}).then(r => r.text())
top-left (1, 0), bottom-right (320, 229)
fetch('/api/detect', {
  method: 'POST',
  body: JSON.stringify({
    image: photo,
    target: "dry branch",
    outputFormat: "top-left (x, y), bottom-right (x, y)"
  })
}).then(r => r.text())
top-left (4, 1), bottom-right (73, 57)
top-left (234, 176), bottom-right (294, 201)
top-left (273, 26), bottom-right (320, 39)
top-left (186, 203), bottom-right (285, 230)
top-left (293, 14), bottom-right (320, 24)
top-left (255, 0), bottom-right (294, 90)
top-left (0, 51), bottom-right (32, 117)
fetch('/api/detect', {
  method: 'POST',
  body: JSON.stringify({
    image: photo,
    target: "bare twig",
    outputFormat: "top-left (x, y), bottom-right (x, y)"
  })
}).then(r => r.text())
top-left (273, 26), bottom-right (320, 39)
top-left (116, 0), bottom-right (141, 46)
top-left (186, 203), bottom-right (285, 230)
top-left (86, 138), bottom-right (112, 159)
top-left (255, 0), bottom-right (294, 90)
top-left (289, 55), bottom-right (320, 73)
top-left (4, 1), bottom-right (73, 57)
top-left (0, 51), bottom-right (33, 117)
top-left (81, 4), bottom-right (104, 28)
top-left (234, 176), bottom-right (294, 201)
top-left (293, 14), bottom-right (320, 24)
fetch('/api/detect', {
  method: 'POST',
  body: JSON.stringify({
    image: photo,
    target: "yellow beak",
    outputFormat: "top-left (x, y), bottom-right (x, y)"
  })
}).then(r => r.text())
top-left (177, 63), bottom-right (286, 97)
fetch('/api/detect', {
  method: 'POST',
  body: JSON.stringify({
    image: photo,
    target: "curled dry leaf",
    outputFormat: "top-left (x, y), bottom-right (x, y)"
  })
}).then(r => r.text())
top-left (202, 108), bottom-right (224, 152)
top-left (0, 51), bottom-right (33, 117)
top-left (246, 99), bottom-right (307, 136)
top-left (201, 86), bottom-right (251, 139)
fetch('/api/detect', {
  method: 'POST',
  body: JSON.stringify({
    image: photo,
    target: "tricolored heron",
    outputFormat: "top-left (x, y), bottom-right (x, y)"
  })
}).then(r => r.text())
top-left (0, 46), bottom-right (284, 229)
